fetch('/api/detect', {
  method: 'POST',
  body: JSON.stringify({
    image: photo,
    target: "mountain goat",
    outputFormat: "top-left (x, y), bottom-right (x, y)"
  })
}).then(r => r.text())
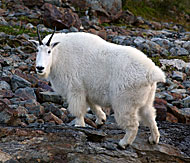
top-left (30, 27), bottom-right (165, 149)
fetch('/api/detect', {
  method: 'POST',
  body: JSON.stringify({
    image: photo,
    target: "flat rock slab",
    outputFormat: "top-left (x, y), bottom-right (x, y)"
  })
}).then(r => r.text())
top-left (0, 121), bottom-right (189, 163)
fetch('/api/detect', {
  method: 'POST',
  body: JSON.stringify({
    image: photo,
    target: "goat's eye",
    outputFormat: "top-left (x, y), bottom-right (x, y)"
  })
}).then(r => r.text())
top-left (48, 50), bottom-right (51, 54)
top-left (36, 49), bottom-right (39, 52)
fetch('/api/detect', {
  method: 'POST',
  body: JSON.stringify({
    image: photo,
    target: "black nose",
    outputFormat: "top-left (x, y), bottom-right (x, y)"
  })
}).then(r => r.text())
top-left (36, 66), bottom-right (44, 71)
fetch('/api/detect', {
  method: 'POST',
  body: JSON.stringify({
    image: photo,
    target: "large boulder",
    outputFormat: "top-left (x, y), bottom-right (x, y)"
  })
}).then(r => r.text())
top-left (42, 3), bottom-right (81, 30)
top-left (69, 0), bottom-right (122, 23)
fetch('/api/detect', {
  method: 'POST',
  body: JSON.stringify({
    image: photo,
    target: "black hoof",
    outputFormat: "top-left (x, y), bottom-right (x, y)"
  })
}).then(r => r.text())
top-left (117, 144), bottom-right (129, 150)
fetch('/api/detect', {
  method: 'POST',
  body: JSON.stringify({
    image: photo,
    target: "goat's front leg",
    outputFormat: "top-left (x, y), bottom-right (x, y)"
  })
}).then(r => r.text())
top-left (87, 100), bottom-right (106, 126)
top-left (67, 92), bottom-right (87, 127)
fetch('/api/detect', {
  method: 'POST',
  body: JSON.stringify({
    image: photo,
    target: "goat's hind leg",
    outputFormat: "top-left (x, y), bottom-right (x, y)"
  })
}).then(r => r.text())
top-left (67, 92), bottom-right (87, 127)
top-left (139, 106), bottom-right (160, 144)
top-left (139, 83), bottom-right (160, 144)
top-left (113, 104), bottom-right (139, 149)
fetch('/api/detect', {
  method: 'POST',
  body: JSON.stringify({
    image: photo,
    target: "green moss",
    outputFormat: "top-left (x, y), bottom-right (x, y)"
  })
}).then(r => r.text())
top-left (0, 25), bottom-right (50, 37)
top-left (150, 55), bottom-right (189, 68)
top-left (166, 56), bottom-right (190, 62)
top-left (18, 16), bottom-right (40, 25)
top-left (150, 56), bottom-right (161, 66)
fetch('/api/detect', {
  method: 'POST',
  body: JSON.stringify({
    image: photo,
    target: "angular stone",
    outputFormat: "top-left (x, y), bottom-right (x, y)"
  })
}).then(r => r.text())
top-left (172, 71), bottom-right (186, 81)
top-left (166, 112), bottom-right (178, 123)
top-left (70, 0), bottom-right (122, 23)
top-left (43, 3), bottom-right (81, 30)
top-left (160, 59), bottom-right (190, 71)
top-left (38, 91), bottom-right (63, 104)
top-left (11, 75), bottom-right (31, 91)
top-left (22, 0), bottom-right (44, 7)
top-left (151, 37), bottom-right (172, 49)
top-left (15, 70), bottom-right (39, 86)
top-left (0, 80), bottom-right (11, 90)
top-left (0, 89), bottom-right (14, 98)
top-left (37, 80), bottom-right (53, 91)
top-left (183, 41), bottom-right (190, 50)
top-left (171, 89), bottom-right (186, 94)
top-left (179, 108), bottom-right (190, 124)
top-left (44, 103), bottom-right (62, 118)
top-left (88, 29), bottom-right (107, 40)
top-left (182, 96), bottom-right (190, 108)
top-left (0, 100), bottom-right (21, 126)
top-left (134, 36), bottom-right (145, 45)
top-left (26, 114), bottom-right (37, 123)
top-left (154, 98), bottom-right (167, 121)
top-left (183, 80), bottom-right (190, 88)
top-left (168, 105), bottom-right (190, 123)
top-left (14, 87), bottom-right (36, 101)
top-left (43, 112), bottom-right (63, 125)
top-left (16, 106), bottom-right (28, 117)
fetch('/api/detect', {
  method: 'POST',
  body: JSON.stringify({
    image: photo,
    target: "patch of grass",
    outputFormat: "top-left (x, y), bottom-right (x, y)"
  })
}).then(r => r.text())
top-left (150, 56), bottom-right (161, 66)
top-left (150, 55), bottom-right (189, 67)
top-left (0, 25), bottom-right (50, 37)
top-left (18, 16), bottom-right (41, 25)
top-left (122, 0), bottom-right (190, 30)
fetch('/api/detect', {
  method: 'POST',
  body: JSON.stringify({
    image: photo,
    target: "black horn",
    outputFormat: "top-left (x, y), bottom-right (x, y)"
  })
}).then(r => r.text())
top-left (37, 26), bottom-right (43, 45)
top-left (46, 27), bottom-right (56, 46)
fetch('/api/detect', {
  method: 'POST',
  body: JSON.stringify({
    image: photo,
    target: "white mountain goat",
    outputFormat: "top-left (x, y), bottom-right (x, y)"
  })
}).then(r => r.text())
top-left (30, 27), bottom-right (165, 149)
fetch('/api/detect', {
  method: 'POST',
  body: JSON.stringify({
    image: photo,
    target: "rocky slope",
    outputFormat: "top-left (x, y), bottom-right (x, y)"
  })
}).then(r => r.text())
top-left (0, 0), bottom-right (190, 162)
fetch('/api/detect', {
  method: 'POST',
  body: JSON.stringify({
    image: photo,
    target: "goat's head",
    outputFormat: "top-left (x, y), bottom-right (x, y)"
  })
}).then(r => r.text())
top-left (30, 26), bottom-right (60, 78)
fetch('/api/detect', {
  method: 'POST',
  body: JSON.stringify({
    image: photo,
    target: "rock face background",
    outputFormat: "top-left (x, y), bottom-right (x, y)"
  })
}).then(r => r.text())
top-left (0, 0), bottom-right (190, 162)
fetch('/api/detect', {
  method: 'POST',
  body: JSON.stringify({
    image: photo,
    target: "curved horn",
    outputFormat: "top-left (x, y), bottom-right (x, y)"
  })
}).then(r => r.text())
top-left (46, 27), bottom-right (56, 46)
top-left (37, 26), bottom-right (43, 45)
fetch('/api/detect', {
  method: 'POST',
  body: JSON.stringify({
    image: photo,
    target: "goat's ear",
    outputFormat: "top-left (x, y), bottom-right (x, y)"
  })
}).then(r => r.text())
top-left (29, 40), bottom-right (39, 47)
top-left (51, 42), bottom-right (60, 49)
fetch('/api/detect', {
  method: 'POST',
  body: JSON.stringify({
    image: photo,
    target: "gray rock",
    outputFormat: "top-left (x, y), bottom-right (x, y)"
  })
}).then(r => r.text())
top-left (183, 41), bottom-right (190, 50)
top-left (26, 114), bottom-right (37, 123)
top-left (0, 17), bottom-right (8, 26)
top-left (0, 81), bottom-right (11, 90)
top-left (145, 40), bottom-right (161, 55)
top-left (69, 26), bottom-right (79, 32)
top-left (11, 75), bottom-right (31, 91)
top-left (177, 47), bottom-right (189, 56)
top-left (44, 0), bottom-right (63, 6)
top-left (134, 36), bottom-right (145, 45)
top-left (151, 37), bottom-right (172, 49)
top-left (160, 59), bottom-right (189, 71)
top-left (112, 36), bottom-right (126, 44)
top-left (160, 48), bottom-right (169, 56)
top-left (170, 47), bottom-right (189, 56)
top-left (172, 71), bottom-right (186, 81)
top-left (183, 80), bottom-right (190, 88)
top-left (182, 96), bottom-right (190, 108)
top-left (38, 91), bottom-right (63, 104)
top-left (171, 89), bottom-right (186, 94)
top-left (14, 87), bottom-right (36, 100)
top-left (0, 122), bottom-right (190, 162)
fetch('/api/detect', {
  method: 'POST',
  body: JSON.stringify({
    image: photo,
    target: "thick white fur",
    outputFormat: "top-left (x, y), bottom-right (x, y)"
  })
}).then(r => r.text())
top-left (36, 32), bottom-right (165, 148)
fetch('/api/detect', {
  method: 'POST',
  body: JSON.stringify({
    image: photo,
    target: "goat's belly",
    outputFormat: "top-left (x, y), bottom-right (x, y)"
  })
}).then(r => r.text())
top-left (86, 90), bottom-right (111, 107)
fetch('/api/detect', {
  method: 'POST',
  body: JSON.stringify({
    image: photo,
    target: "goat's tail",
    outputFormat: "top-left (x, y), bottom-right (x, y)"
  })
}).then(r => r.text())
top-left (148, 66), bottom-right (166, 83)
